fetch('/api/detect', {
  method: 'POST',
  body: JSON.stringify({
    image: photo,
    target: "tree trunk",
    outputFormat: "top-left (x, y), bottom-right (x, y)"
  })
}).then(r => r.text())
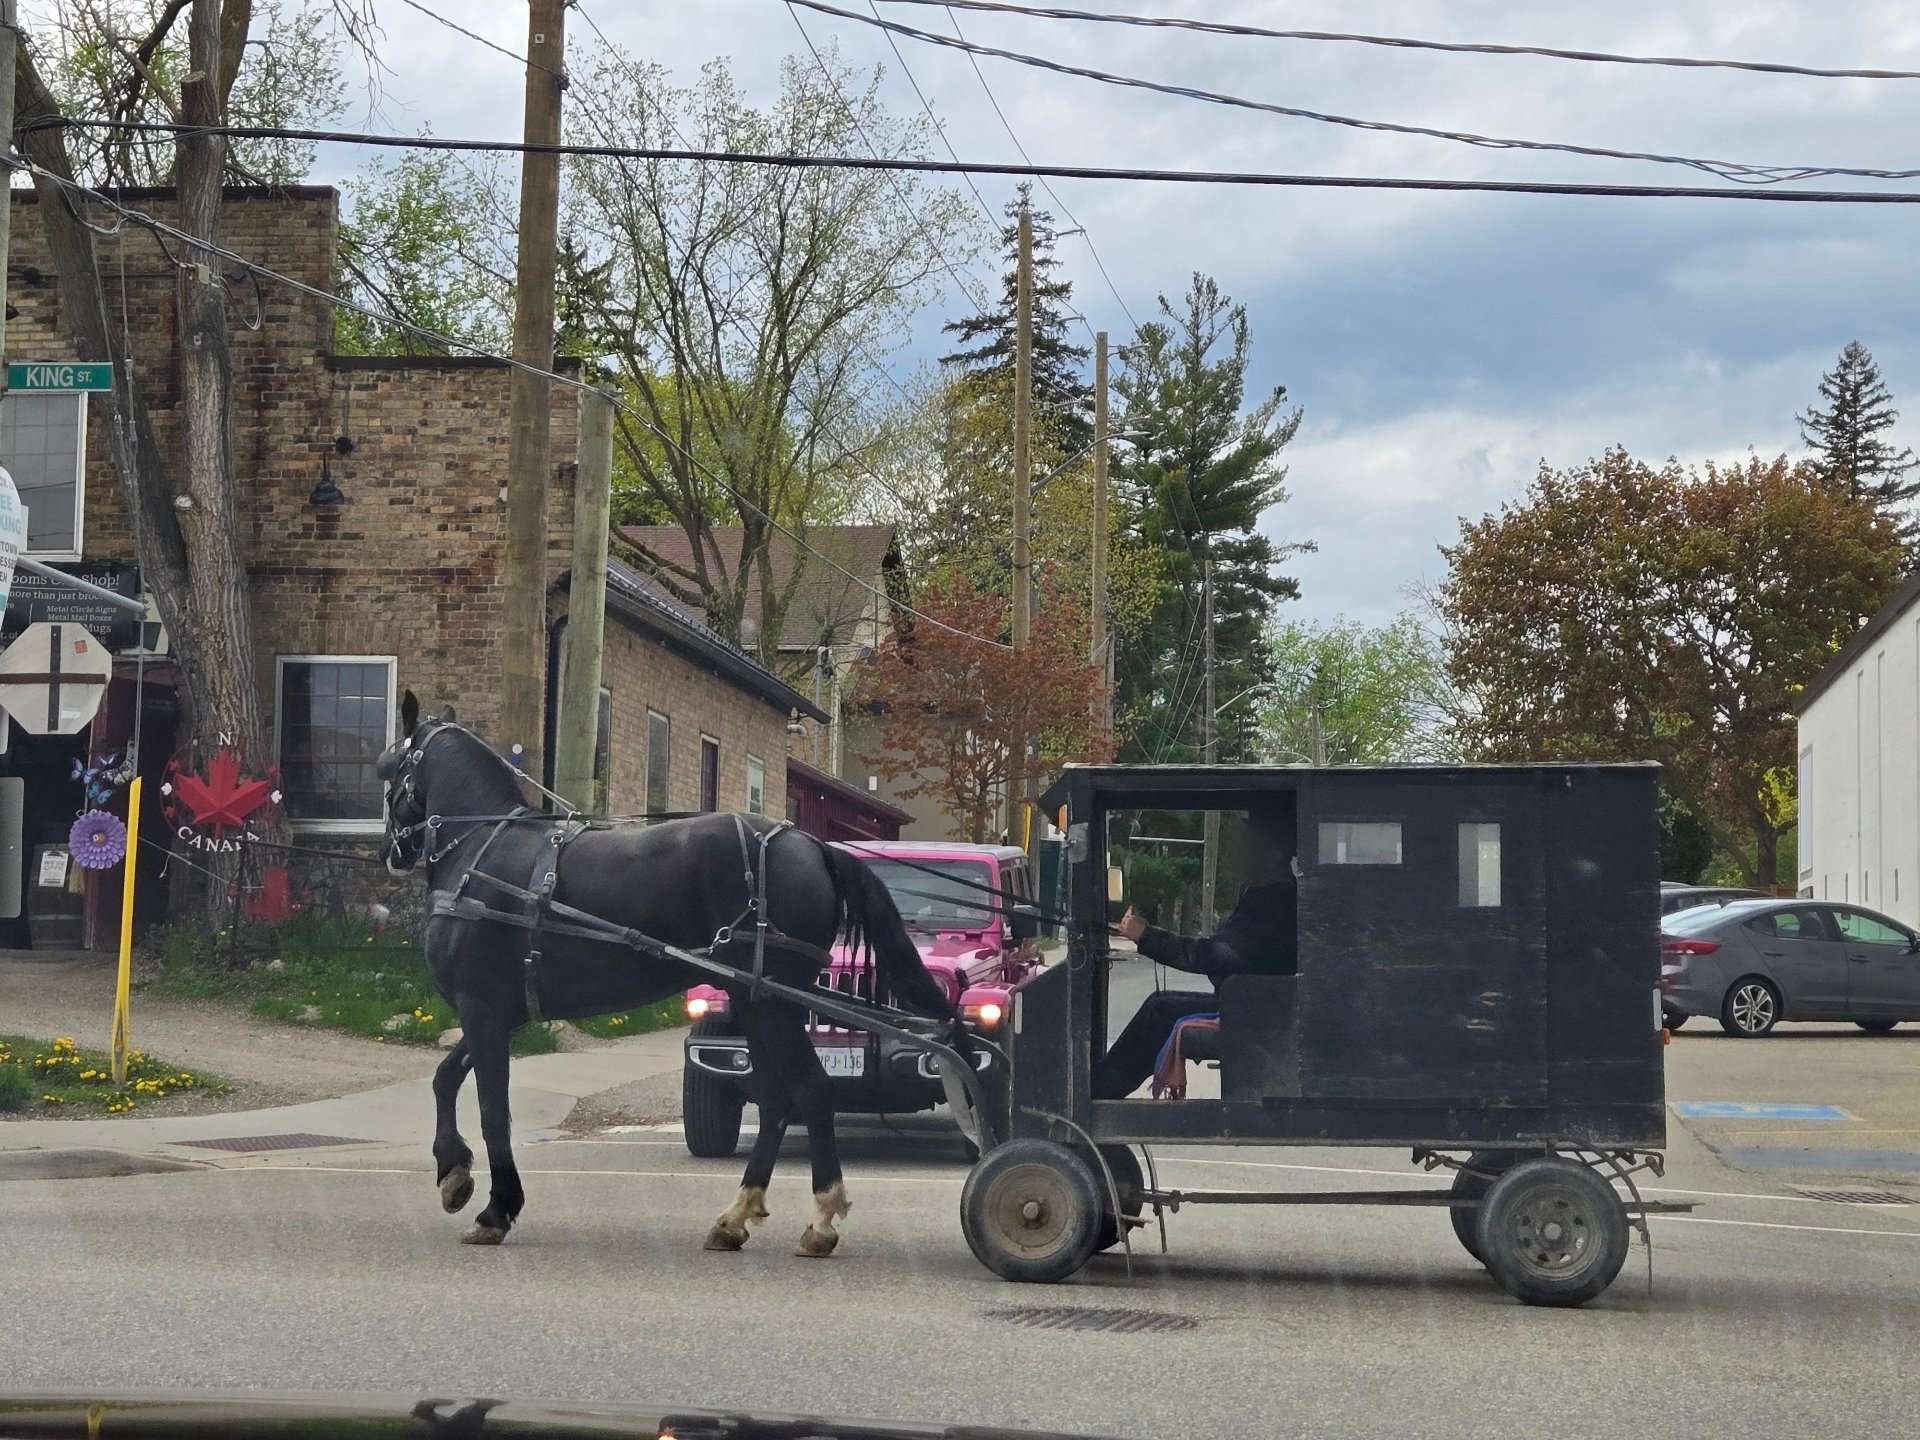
top-left (1751, 815), bottom-right (1781, 892)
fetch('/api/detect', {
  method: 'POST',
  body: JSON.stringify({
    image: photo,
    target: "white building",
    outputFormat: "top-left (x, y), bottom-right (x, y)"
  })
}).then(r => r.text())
top-left (1795, 573), bottom-right (1920, 927)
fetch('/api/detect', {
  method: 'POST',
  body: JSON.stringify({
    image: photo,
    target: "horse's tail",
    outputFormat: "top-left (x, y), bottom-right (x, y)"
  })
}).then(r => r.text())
top-left (824, 842), bottom-right (957, 1020)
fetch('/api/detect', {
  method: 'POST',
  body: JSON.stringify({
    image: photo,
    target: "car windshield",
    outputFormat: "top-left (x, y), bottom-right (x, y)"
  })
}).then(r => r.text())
top-left (1665, 899), bottom-right (1774, 934)
top-left (865, 858), bottom-right (998, 932)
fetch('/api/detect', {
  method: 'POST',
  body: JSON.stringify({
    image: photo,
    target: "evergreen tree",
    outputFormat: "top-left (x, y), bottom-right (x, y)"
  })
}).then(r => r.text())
top-left (1112, 274), bottom-right (1309, 763)
top-left (1799, 341), bottom-right (1918, 537)
top-left (941, 184), bottom-right (1092, 456)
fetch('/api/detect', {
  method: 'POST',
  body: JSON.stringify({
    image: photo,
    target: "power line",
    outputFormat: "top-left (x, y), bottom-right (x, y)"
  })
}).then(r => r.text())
top-left (4, 154), bottom-right (1011, 652)
top-left (882, 0), bottom-right (1920, 84)
top-left (26, 121), bottom-right (1920, 202)
top-left (938, 3), bottom-right (1140, 333)
top-left (397, 0), bottom-right (547, 74)
top-left (788, 0), bottom-right (1920, 184)
top-left (861, 0), bottom-right (998, 228)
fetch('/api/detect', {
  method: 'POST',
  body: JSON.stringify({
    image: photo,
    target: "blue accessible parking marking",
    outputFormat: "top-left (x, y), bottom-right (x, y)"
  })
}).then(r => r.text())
top-left (1672, 1101), bottom-right (1853, 1121)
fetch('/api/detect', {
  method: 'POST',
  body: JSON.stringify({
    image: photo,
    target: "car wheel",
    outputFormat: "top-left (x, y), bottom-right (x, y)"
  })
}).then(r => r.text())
top-left (1719, 977), bottom-right (1781, 1037)
top-left (1476, 1156), bottom-right (1631, 1308)
top-left (960, 1139), bottom-right (1102, 1283)
top-left (682, 1021), bottom-right (746, 1158)
top-left (1856, 1019), bottom-right (1899, 1034)
top-left (1662, 1011), bottom-right (1689, 1032)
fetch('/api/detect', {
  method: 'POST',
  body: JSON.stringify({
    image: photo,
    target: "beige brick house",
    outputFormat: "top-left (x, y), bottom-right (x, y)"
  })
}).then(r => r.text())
top-left (0, 185), bottom-right (817, 944)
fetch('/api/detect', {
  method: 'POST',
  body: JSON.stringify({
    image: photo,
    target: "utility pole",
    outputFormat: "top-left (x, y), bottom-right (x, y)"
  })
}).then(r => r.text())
top-left (501, 0), bottom-right (566, 788)
top-left (1090, 330), bottom-right (1110, 748)
top-left (1199, 544), bottom-right (1219, 925)
top-left (0, 0), bottom-right (16, 408)
top-left (812, 646), bottom-right (828, 768)
top-left (1009, 203), bottom-right (1033, 852)
top-left (554, 389), bottom-right (612, 812)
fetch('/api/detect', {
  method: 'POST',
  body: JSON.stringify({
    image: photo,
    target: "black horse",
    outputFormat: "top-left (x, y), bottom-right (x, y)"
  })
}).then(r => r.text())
top-left (376, 692), bottom-right (958, 1254)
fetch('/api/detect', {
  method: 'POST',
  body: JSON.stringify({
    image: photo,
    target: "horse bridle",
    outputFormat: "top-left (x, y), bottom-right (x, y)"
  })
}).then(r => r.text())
top-left (382, 721), bottom-right (522, 872)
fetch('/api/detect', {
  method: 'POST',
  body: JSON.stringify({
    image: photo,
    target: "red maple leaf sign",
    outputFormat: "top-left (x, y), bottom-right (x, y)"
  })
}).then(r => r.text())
top-left (172, 750), bottom-right (274, 838)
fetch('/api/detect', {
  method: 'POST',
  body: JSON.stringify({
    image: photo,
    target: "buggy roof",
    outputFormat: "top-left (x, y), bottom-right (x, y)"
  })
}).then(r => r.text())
top-left (1041, 761), bottom-right (1660, 810)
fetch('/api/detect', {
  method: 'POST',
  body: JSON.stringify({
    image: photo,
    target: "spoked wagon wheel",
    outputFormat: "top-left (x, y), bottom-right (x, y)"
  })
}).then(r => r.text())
top-left (1092, 1144), bottom-right (1146, 1253)
top-left (1475, 1156), bottom-right (1630, 1307)
top-left (961, 1139), bottom-right (1102, 1283)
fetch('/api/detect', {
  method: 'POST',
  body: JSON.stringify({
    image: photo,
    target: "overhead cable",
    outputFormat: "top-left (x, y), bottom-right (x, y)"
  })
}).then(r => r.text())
top-left (23, 121), bottom-right (1920, 202)
top-left (876, 0), bottom-right (1920, 83)
top-left (788, 0), bottom-right (1920, 184)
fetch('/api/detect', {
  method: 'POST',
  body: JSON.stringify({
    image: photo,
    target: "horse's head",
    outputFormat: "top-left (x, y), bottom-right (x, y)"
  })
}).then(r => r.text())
top-left (378, 690), bottom-right (459, 874)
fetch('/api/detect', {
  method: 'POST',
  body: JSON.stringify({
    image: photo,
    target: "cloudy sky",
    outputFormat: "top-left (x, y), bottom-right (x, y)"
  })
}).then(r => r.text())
top-left (330, 0), bottom-right (1920, 628)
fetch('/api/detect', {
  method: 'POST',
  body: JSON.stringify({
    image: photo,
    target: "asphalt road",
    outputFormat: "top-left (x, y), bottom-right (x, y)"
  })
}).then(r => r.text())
top-left (5, 963), bottom-right (1918, 1440)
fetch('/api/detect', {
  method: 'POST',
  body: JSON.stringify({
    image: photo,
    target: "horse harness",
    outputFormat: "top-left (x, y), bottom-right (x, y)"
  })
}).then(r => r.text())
top-left (428, 808), bottom-right (833, 1023)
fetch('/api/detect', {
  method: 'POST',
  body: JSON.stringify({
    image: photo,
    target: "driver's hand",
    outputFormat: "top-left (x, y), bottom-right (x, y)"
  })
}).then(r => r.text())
top-left (1113, 907), bottom-right (1147, 943)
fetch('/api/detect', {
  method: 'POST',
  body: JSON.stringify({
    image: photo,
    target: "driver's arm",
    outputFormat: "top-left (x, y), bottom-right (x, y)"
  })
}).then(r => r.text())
top-left (1134, 924), bottom-right (1248, 980)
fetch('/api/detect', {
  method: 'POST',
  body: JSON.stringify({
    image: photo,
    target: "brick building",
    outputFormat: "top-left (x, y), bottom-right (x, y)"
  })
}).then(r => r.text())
top-left (0, 186), bottom-right (816, 946)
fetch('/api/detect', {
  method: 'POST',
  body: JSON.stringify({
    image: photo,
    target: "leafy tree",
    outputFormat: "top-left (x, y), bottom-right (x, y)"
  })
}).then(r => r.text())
top-left (560, 45), bottom-right (979, 665)
top-left (1658, 792), bottom-right (1716, 885)
top-left (855, 575), bottom-right (1109, 842)
top-left (37, 0), bottom-right (347, 186)
top-left (1441, 449), bottom-right (1903, 887)
top-left (1260, 613), bottom-right (1457, 764)
top-left (1799, 340), bottom-right (1918, 546)
top-left (1112, 274), bottom-right (1307, 764)
top-left (335, 149), bottom-right (515, 355)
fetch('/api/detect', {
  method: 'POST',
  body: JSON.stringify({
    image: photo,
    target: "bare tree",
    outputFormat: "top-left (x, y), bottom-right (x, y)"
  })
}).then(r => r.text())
top-left (560, 44), bottom-right (980, 662)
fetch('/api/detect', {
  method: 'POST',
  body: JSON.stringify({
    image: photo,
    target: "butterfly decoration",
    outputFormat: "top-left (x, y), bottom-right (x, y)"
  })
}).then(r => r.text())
top-left (72, 751), bottom-right (134, 809)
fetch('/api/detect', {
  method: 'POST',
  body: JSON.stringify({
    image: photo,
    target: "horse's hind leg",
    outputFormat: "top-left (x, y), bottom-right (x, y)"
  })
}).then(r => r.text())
top-left (432, 1037), bottom-right (476, 1213)
top-left (759, 1010), bottom-right (846, 1258)
top-left (461, 1010), bottom-right (524, 1246)
top-left (705, 1001), bottom-right (787, 1252)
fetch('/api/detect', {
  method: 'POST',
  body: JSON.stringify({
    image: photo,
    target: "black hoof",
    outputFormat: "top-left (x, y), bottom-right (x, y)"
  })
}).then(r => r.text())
top-left (796, 1226), bottom-right (839, 1258)
top-left (704, 1222), bottom-right (749, 1252)
top-left (460, 1223), bottom-right (508, 1246)
top-left (439, 1165), bottom-right (474, 1214)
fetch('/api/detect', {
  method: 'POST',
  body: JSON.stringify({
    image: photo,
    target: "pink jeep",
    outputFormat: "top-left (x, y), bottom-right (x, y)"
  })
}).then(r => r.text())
top-left (681, 841), bottom-right (1041, 1157)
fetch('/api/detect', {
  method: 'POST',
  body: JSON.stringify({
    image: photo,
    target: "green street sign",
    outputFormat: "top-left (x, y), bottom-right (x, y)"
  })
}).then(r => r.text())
top-left (6, 362), bottom-right (114, 392)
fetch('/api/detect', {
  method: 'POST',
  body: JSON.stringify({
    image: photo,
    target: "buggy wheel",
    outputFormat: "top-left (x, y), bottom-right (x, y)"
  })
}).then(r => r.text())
top-left (1720, 977), bottom-right (1781, 1037)
top-left (1476, 1157), bottom-right (1630, 1307)
top-left (682, 1022), bottom-right (746, 1158)
top-left (961, 1139), bottom-right (1102, 1283)
top-left (1447, 1150), bottom-right (1535, 1265)
top-left (1662, 1010), bottom-right (1689, 1032)
top-left (1092, 1144), bottom-right (1146, 1252)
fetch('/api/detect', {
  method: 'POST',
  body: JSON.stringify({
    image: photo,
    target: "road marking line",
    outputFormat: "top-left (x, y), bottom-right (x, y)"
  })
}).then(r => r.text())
top-left (1655, 1215), bottom-right (1920, 1239)
top-left (1151, 1154), bottom-right (1902, 1208)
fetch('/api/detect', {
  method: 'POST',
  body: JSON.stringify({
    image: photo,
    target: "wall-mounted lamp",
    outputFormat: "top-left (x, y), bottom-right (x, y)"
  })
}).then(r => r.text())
top-left (309, 455), bottom-right (345, 507)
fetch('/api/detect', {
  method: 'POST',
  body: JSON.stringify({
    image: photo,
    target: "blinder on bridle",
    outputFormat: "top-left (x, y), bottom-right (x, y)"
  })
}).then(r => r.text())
top-left (380, 716), bottom-right (456, 874)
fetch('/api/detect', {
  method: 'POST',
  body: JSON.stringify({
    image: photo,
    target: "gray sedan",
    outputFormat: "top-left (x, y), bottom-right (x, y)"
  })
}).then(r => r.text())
top-left (1660, 899), bottom-right (1920, 1036)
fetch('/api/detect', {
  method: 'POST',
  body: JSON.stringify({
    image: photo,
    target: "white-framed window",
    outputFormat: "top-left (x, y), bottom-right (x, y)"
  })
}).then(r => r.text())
top-left (645, 710), bottom-right (671, 815)
top-left (1, 392), bottom-right (88, 558)
top-left (1318, 821), bottom-right (1402, 866)
top-left (745, 755), bottom-right (766, 816)
top-left (1457, 822), bottom-right (1502, 907)
top-left (274, 656), bottom-right (396, 833)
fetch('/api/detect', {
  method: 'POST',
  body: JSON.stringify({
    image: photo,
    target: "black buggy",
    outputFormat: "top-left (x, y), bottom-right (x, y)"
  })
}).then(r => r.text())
top-left (955, 762), bottom-right (1691, 1307)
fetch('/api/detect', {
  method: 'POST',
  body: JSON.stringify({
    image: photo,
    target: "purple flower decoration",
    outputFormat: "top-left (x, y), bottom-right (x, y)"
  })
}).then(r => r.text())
top-left (69, 810), bottom-right (128, 870)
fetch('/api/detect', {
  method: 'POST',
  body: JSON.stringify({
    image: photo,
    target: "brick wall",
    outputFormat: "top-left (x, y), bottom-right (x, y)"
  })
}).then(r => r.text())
top-left (601, 618), bottom-right (792, 819)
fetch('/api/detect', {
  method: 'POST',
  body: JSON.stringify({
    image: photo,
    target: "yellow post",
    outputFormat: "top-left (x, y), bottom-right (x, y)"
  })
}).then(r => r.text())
top-left (110, 775), bottom-right (142, 1086)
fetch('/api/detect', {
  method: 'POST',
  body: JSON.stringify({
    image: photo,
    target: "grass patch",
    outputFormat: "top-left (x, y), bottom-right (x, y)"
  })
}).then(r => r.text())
top-left (146, 917), bottom-right (684, 1056)
top-left (0, 1034), bottom-right (229, 1115)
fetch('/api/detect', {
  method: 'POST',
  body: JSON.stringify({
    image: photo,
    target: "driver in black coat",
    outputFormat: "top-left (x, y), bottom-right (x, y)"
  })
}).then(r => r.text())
top-left (1092, 811), bottom-right (1297, 1100)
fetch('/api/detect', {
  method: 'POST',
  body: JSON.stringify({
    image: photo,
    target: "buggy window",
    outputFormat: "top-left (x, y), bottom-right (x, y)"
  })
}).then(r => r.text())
top-left (1457, 823), bottom-right (1501, 906)
top-left (1319, 821), bottom-right (1402, 866)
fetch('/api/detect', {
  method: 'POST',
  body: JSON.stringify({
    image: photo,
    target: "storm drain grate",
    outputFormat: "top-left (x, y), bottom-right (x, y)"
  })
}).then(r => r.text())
top-left (986, 1306), bottom-right (1199, 1334)
top-left (1794, 1188), bottom-right (1913, 1206)
top-left (172, 1133), bottom-right (370, 1153)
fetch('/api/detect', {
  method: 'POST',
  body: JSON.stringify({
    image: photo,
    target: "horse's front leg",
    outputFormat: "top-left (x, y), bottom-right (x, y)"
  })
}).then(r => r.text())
top-left (432, 1036), bottom-right (476, 1213)
top-left (705, 1002), bottom-right (787, 1251)
top-left (461, 1011), bottom-right (524, 1245)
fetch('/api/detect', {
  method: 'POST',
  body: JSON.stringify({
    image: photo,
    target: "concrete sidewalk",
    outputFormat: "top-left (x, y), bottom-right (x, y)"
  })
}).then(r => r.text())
top-left (0, 1023), bottom-right (688, 1166)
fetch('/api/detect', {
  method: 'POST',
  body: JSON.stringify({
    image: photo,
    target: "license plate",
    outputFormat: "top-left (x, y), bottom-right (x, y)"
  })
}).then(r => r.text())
top-left (817, 1045), bottom-right (865, 1078)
